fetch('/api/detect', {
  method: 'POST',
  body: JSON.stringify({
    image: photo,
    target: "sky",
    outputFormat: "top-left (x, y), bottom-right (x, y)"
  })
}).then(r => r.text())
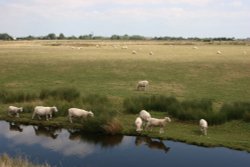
top-left (0, 0), bottom-right (249, 38)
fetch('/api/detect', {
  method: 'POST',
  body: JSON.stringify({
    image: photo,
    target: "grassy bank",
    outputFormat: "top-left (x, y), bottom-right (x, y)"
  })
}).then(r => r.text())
top-left (0, 40), bottom-right (250, 152)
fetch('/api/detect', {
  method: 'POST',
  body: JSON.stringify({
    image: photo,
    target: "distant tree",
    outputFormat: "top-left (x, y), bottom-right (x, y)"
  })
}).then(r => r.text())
top-left (0, 33), bottom-right (13, 40)
top-left (58, 33), bottom-right (65, 40)
top-left (44, 33), bottom-right (57, 40)
top-left (111, 35), bottom-right (120, 40)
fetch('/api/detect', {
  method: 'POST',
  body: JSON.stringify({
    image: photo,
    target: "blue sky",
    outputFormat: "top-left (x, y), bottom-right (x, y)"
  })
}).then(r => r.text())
top-left (0, 0), bottom-right (249, 38)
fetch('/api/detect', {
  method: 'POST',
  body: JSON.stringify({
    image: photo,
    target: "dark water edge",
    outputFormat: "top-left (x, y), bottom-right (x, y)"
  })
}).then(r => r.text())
top-left (0, 121), bottom-right (249, 167)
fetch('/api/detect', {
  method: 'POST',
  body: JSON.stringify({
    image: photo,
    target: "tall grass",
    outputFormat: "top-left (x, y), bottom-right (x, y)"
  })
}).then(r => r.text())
top-left (39, 87), bottom-right (80, 102)
top-left (0, 154), bottom-right (49, 167)
top-left (123, 95), bottom-right (250, 125)
top-left (0, 90), bottom-right (37, 104)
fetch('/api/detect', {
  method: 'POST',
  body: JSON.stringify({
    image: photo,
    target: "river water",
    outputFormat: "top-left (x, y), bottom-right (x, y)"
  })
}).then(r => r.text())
top-left (0, 121), bottom-right (249, 167)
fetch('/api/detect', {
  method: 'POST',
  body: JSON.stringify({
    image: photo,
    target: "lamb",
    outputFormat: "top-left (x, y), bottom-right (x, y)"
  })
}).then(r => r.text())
top-left (32, 106), bottom-right (58, 121)
top-left (8, 106), bottom-right (23, 117)
top-left (135, 117), bottom-right (143, 132)
top-left (137, 80), bottom-right (149, 91)
top-left (199, 119), bottom-right (208, 135)
top-left (68, 108), bottom-right (94, 123)
top-left (146, 117), bottom-right (171, 134)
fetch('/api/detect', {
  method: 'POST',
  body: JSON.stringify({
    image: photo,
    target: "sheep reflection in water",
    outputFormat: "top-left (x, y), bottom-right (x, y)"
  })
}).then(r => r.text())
top-left (135, 136), bottom-right (170, 153)
top-left (33, 126), bottom-right (61, 139)
top-left (68, 129), bottom-right (123, 148)
top-left (9, 122), bottom-right (23, 132)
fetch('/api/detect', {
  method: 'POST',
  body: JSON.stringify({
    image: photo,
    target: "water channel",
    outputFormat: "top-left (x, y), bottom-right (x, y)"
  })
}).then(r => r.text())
top-left (0, 121), bottom-right (249, 167)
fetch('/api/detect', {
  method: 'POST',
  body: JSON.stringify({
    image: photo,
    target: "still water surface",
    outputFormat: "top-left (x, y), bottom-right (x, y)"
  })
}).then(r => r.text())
top-left (0, 121), bottom-right (249, 167)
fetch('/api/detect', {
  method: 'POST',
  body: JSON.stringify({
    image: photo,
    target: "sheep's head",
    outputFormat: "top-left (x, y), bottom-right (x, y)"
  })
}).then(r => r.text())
top-left (88, 111), bottom-right (94, 117)
top-left (19, 107), bottom-right (23, 112)
top-left (165, 117), bottom-right (171, 122)
top-left (52, 106), bottom-right (58, 112)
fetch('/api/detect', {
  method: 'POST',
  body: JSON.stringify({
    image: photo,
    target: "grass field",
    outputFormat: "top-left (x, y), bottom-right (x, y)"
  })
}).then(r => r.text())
top-left (0, 40), bottom-right (250, 151)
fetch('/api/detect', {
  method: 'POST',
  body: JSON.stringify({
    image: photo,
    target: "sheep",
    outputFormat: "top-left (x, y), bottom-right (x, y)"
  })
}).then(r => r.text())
top-left (217, 50), bottom-right (222, 54)
top-left (199, 119), bottom-right (208, 136)
top-left (68, 108), bottom-right (94, 123)
top-left (136, 80), bottom-right (149, 91)
top-left (121, 45), bottom-right (128, 49)
top-left (139, 110), bottom-right (151, 122)
top-left (149, 51), bottom-right (154, 55)
top-left (146, 117), bottom-right (171, 134)
top-left (32, 106), bottom-right (58, 121)
top-left (132, 50), bottom-right (137, 54)
top-left (135, 117), bottom-right (143, 132)
top-left (193, 46), bottom-right (198, 49)
top-left (8, 106), bottom-right (23, 117)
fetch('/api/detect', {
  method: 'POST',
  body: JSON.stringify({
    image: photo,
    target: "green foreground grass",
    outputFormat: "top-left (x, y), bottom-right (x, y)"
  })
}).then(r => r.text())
top-left (0, 40), bottom-right (250, 152)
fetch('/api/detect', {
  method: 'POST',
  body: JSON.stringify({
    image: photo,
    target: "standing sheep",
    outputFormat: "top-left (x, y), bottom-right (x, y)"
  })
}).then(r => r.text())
top-left (8, 106), bottom-right (23, 117)
top-left (137, 80), bottom-right (149, 91)
top-left (146, 117), bottom-right (171, 134)
top-left (139, 110), bottom-right (151, 127)
top-left (135, 117), bottom-right (143, 132)
top-left (68, 108), bottom-right (94, 123)
top-left (32, 106), bottom-right (58, 121)
top-left (199, 119), bottom-right (208, 135)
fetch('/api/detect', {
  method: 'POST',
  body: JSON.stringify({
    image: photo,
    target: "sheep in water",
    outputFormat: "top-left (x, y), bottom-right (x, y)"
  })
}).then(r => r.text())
top-left (8, 106), bottom-right (23, 117)
top-left (68, 108), bottom-right (94, 123)
top-left (135, 117), bottom-right (143, 132)
top-left (32, 106), bottom-right (58, 121)
top-left (136, 80), bottom-right (149, 91)
top-left (199, 119), bottom-right (208, 136)
top-left (146, 117), bottom-right (171, 134)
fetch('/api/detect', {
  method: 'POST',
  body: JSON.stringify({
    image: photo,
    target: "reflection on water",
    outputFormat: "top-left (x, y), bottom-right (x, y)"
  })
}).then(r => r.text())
top-left (9, 122), bottom-right (23, 132)
top-left (135, 136), bottom-right (170, 153)
top-left (68, 129), bottom-right (123, 148)
top-left (0, 121), bottom-right (250, 167)
top-left (33, 126), bottom-right (61, 139)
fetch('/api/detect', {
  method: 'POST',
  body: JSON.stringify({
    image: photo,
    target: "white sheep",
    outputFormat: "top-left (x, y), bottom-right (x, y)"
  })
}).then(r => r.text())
top-left (32, 106), bottom-right (58, 121)
top-left (132, 50), bottom-right (137, 54)
top-left (199, 119), bottom-right (208, 136)
top-left (149, 51), bottom-right (154, 55)
top-left (8, 106), bottom-right (23, 117)
top-left (217, 50), bottom-right (222, 54)
top-left (137, 80), bottom-right (149, 91)
top-left (146, 117), bottom-right (171, 134)
top-left (139, 110), bottom-right (151, 122)
top-left (135, 117), bottom-right (143, 132)
top-left (68, 108), bottom-right (94, 123)
top-left (122, 45), bottom-right (128, 49)
top-left (193, 46), bottom-right (198, 49)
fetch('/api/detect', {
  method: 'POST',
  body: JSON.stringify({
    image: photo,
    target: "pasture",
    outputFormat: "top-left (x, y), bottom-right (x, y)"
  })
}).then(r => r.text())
top-left (0, 40), bottom-right (250, 151)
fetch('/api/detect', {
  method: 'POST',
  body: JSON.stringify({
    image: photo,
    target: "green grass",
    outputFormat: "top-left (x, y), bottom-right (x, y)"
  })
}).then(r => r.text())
top-left (1, 40), bottom-right (250, 151)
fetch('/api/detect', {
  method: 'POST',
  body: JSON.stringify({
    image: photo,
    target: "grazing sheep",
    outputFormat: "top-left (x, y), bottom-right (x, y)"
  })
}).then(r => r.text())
top-left (8, 106), bottom-right (23, 117)
top-left (135, 117), bottom-right (143, 132)
top-left (137, 80), bottom-right (149, 91)
top-left (32, 106), bottom-right (58, 121)
top-left (68, 108), bottom-right (94, 123)
top-left (217, 50), bottom-right (222, 54)
top-left (199, 119), bottom-right (208, 135)
top-left (193, 46), bottom-right (198, 49)
top-left (146, 117), bottom-right (171, 134)
top-left (122, 45), bottom-right (128, 49)
top-left (132, 50), bottom-right (137, 54)
top-left (149, 51), bottom-right (154, 55)
top-left (139, 110), bottom-right (151, 122)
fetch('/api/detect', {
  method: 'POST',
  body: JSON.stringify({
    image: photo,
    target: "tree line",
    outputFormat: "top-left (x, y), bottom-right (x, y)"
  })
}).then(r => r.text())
top-left (0, 33), bottom-right (245, 41)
